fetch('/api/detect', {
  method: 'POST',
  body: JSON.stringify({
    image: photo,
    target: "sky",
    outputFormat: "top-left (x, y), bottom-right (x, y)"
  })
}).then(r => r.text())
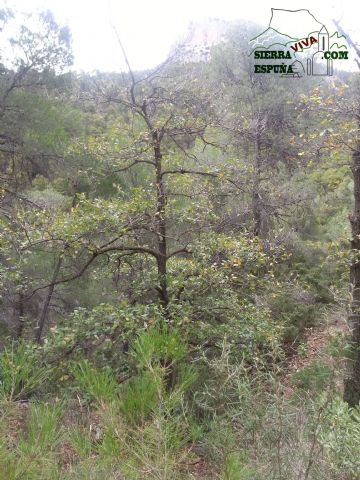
top-left (3, 0), bottom-right (360, 72)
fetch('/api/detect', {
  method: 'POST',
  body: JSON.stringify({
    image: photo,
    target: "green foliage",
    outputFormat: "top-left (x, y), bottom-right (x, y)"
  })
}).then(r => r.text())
top-left (132, 323), bottom-right (187, 370)
top-left (68, 425), bottom-right (95, 460)
top-left (120, 415), bottom-right (188, 480)
top-left (42, 303), bottom-right (165, 372)
top-left (270, 286), bottom-right (320, 342)
top-left (0, 8), bottom-right (357, 479)
top-left (0, 342), bottom-right (50, 401)
top-left (69, 360), bottom-right (119, 404)
top-left (0, 402), bottom-right (64, 480)
top-left (221, 453), bottom-right (260, 480)
top-left (19, 402), bottom-right (63, 454)
top-left (120, 325), bottom-right (196, 423)
top-left (87, 326), bottom-right (198, 479)
top-left (318, 396), bottom-right (360, 477)
top-left (292, 360), bottom-right (333, 394)
top-left (119, 372), bottom-right (159, 423)
top-left (61, 465), bottom-right (121, 480)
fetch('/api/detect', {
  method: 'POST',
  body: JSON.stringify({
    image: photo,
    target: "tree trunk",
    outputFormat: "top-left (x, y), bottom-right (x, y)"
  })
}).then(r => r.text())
top-left (252, 132), bottom-right (262, 237)
top-left (153, 131), bottom-right (175, 387)
top-left (153, 131), bottom-right (169, 311)
top-left (35, 255), bottom-right (62, 343)
top-left (344, 116), bottom-right (360, 406)
top-left (16, 291), bottom-right (25, 338)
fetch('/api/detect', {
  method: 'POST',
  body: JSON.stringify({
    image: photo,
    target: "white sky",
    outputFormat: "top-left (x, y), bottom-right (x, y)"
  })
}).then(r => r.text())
top-left (3, 0), bottom-right (360, 72)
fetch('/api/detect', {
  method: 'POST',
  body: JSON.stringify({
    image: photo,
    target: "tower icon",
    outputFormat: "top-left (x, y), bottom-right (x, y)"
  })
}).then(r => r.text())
top-left (307, 26), bottom-right (333, 75)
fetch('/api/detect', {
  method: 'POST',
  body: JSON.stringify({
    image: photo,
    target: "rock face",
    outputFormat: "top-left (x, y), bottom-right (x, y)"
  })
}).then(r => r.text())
top-left (172, 18), bottom-right (230, 62)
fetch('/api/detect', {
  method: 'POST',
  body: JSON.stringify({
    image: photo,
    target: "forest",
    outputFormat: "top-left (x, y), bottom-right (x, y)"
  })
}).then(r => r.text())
top-left (0, 6), bottom-right (360, 479)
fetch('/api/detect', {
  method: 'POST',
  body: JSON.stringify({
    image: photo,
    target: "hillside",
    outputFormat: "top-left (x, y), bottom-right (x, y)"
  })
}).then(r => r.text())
top-left (0, 6), bottom-right (359, 480)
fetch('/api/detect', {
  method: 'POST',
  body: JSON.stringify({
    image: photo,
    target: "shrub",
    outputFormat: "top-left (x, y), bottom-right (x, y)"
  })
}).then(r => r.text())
top-left (291, 360), bottom-right (333, 394)
top-left (222, 453), bottom-right (260, 480)
top-left (318, 396), bottom-right (360, 478)
top-left (120, 372), bottom-right (159, 424)
top-left (0, 341), bottom-right (50, 401)
top-left (132, 324), bottom-right (187, 371)
top-left (69, 359), bottom-right (119, 405)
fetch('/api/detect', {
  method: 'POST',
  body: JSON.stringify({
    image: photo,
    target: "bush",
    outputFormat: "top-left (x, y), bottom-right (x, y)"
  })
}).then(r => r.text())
top-left (291, 360), bottom-right (333, 394)
top-left (132, 324), bottom-right (187, 370)
top-left (0, 341), bottom-right (50, 401)
top-left (120, 372), bottom-right (159, 423)
top-left (318, 396), bottom-right (360, 478)
top-left (222, 453), bottom-right (260, 480)
top-left (69, 359), bottom-right (119, 405)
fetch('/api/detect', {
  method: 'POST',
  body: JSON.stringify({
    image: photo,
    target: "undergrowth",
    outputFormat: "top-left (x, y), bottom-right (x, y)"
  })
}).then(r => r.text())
top-left (0, 323), bottom-right (358, 480)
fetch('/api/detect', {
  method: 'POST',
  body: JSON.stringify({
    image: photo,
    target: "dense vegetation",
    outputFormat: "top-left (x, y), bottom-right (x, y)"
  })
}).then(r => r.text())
top-left (0, 8), bottom-right (359, 479)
